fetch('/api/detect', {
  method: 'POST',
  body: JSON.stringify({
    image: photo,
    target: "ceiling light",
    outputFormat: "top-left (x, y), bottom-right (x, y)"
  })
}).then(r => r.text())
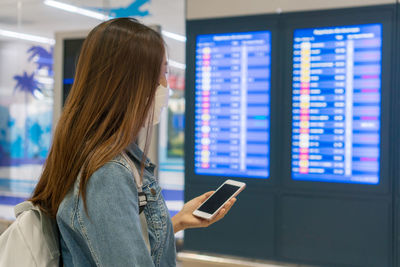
top-left (44, 0), bottom-right (110, 21)
top-left (0, 29), bottom-right (55, 45)
top-left (162, 30), bottom-right (186, 42)
top-left (44, 1), bottom-right (186, 43)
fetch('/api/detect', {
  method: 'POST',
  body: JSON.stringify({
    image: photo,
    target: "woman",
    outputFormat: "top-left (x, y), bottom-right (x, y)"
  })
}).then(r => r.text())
top-left (29, 18), bottom-right (236, 266)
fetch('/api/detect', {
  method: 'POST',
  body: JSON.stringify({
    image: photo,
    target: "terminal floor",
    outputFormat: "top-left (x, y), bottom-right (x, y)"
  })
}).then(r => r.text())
top-left (176, 251), bottom-right (311, 267)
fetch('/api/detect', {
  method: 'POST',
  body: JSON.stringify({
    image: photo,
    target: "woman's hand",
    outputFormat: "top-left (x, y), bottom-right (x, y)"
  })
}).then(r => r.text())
top-left (171, 191), bottom-right (237, 233)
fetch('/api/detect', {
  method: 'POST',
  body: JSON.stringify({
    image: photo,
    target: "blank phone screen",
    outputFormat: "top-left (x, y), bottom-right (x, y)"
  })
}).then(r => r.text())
top-left (197, 184), bottom-right (240, 214)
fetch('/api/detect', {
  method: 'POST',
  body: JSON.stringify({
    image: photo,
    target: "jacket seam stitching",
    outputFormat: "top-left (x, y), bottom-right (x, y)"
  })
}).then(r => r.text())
top-left (76, 209), bottom-right (102, 267)
top-left (109, 159), bottom-right (131, 172)
top-left (71, 191), bottom-right (79, 228)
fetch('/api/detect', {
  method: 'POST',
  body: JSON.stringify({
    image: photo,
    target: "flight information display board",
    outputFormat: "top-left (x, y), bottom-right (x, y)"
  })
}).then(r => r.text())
top-left (194, 31), bottom-right (271, 178)
top-left (291, 24), bottom-right (382, 184)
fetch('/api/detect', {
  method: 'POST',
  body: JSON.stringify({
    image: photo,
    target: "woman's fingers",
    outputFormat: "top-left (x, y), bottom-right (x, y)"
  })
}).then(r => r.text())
top-left (210, 198), bottom-right (237, 223)
top-left (200, 191), bottom-right (214, 201)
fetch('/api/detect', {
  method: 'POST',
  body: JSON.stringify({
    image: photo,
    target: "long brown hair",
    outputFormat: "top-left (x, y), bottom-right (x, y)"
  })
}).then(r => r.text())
top-left (30, 18), bottom-right (165, 218)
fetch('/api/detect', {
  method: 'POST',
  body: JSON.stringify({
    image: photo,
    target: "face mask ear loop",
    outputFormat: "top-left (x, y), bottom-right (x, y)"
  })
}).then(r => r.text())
top-left (149, 84), bottom-right (169, 126)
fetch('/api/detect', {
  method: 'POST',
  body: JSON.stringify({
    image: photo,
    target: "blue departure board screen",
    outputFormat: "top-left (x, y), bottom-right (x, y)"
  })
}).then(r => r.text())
top-left (194, 31), bottom-right (271, 179)
top-left (291, 24), bottom-right (382, 184)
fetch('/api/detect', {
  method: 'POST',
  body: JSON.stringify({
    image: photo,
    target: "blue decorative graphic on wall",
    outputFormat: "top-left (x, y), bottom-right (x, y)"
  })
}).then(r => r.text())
top-left (13, 72), bottom-right (41, 96)
top-left (0, 45), bottom-right (53, 167)
top-left (0, 105), bottom-right (9, 160)
top-left (92, 0), bottom-right (151, 18)
top-left (28, 46), bottom-right (54, 76)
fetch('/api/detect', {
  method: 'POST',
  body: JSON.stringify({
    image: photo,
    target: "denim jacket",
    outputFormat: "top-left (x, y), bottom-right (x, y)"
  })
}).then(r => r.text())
top-left (56, 143), bottom-right (176, 267)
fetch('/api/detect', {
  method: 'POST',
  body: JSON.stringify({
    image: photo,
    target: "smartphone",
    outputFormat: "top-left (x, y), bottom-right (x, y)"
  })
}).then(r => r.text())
top-left (192, 179), bottom-right (246, 220)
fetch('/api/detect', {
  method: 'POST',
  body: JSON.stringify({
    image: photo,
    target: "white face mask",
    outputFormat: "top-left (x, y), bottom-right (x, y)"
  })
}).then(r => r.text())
top-left (150, 84), bottom-right (169, 126)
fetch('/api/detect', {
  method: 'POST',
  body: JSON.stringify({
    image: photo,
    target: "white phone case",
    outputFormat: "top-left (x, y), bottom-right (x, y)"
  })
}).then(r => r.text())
top-left (192, 179), bottom-right (246, 220)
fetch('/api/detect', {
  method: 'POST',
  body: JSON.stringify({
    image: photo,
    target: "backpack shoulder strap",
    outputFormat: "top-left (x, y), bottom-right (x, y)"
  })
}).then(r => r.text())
top-left (14, 201), bottom-right (35, 218)
top-left (121, 152), bottom-right (148, 213)
top-left (121, 152), bottom-right (151, 254)
top-left (13, 201), bottom-right (60, 260)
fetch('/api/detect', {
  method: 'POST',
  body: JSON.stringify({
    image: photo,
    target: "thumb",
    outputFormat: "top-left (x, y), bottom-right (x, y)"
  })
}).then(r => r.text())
top-left (197, 191), bottom-right (214, 202)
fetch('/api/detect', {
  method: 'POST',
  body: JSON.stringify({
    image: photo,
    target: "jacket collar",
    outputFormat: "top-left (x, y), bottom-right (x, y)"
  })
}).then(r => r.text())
top-left (125, 142), bottom-right (154, 168)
